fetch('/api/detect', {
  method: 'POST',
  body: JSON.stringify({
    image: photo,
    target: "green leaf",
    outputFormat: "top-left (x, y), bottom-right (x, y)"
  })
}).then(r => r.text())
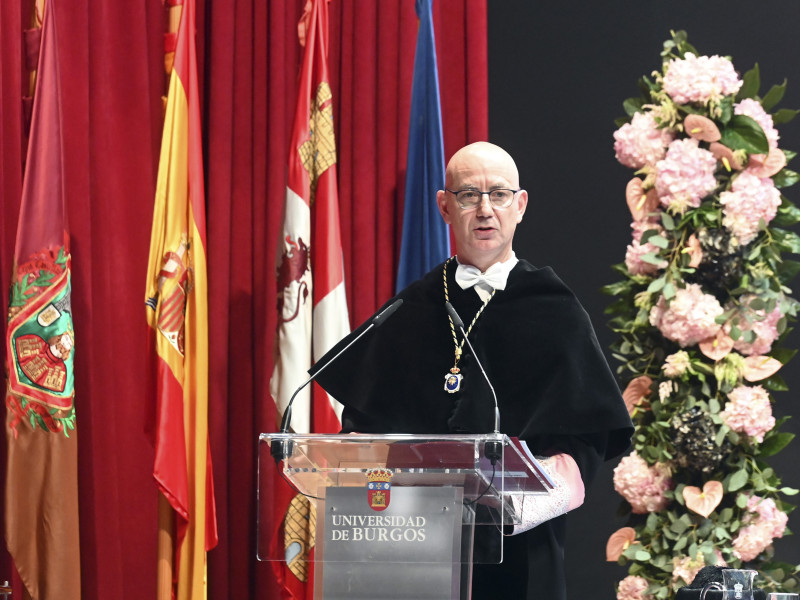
top-left (737, 64), bottom-right (760, 100)
top-left (663, 282), bottom-right (676, 300)
top-left (762, 374), bottom-right (789, 392)
top-left (773, 228), bottom-right (800, 253)
top-left (661, 212), bottom-right (675, 230)
top-left (777, 260), bottom-right (800, 284)
top-left (602, 280), bottom-right (634, 296)
top-left (772, 168), bottom-right (800, 189)
top-left (634, 550), bottom-right (652, 561)
top-left (773, 108), bottom-right (800, 125)
top-left (640, 252), bottom-right (666, 266)
top-left (760, 432), bottom-right (795, 457)
top-left (647, 277), bottom-right (666, 293)
top-left (773, 168), bottom-right (800, 189)
top-left (728, 469), bottom-right (749, 492)
top-left (648, 235), bottom-right (669, 249)
top-left (774, 200), bottom-right (800, 226)
top-left (760, 80), bottom-right (787, 112)
top-left (624, 97), bottom-right (644, 117)
top-left (771, 347), bottom-right (797, 364)
top-left (719, 115), bottom-right (770, 154)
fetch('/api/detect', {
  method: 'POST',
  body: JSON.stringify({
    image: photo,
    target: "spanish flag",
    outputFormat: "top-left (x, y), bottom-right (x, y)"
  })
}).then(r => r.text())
top-left (144, 0), bottom-right (218, 597)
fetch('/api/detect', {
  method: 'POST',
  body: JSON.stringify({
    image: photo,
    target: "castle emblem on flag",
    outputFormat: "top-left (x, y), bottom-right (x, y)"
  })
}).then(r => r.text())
top-left (299, 81), bottom-right (337, 201)
top-left (365, 468), bottom-right (393, 511)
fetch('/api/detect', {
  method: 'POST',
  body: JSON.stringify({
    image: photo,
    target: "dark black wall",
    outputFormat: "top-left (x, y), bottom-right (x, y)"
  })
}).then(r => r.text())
top-left (487, 2), bottom-right (800, 598)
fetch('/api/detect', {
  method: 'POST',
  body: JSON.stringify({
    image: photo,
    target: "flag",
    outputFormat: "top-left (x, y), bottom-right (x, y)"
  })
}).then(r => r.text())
top-left (144, 0), bottom-right (218, 597)
top-left (395, 0), bottom-right (449, 292)
top-left (4, 1), bottom-right (81, 598)
top-left (269, 0), bottom-right (350, 596)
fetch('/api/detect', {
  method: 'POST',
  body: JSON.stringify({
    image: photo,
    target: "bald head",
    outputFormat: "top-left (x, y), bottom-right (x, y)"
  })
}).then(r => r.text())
top-left (437, 141), bottom-right (528, 271)
top-left (444, 142), bottom-right (520, 189)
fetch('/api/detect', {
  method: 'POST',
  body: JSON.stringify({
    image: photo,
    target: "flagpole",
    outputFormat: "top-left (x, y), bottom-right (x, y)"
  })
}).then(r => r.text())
top-left (157, 495), bottom-right (175, 600)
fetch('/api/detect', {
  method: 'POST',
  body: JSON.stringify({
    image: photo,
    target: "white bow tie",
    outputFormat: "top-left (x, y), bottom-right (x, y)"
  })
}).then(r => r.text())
top-left (455, 263), bottom-right (509, 291)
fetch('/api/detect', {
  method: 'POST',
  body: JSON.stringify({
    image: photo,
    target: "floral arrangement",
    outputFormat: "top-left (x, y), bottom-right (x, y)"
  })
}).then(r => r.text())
top-left (604, 31), bottom-right (800, 599)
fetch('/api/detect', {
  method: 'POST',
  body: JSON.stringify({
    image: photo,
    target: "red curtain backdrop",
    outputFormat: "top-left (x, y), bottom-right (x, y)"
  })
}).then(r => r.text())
top-left (1, 1), bottom-right (487, 598)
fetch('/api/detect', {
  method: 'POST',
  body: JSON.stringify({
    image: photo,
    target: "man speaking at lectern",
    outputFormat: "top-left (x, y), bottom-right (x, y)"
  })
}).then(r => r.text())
top-left (311, 142), bottom-right (633, 600)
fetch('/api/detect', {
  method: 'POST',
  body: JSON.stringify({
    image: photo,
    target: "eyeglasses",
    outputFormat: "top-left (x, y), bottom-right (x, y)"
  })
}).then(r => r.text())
top-left (445, 188), bottom-right (521, 209)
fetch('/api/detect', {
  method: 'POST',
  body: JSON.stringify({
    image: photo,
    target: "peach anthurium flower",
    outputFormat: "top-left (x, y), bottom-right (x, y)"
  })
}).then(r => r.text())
top-left (699, 330), bottom-right (735, 361)
top-left (622, 375), bottom-right (652, 415)
top-left (625, 178), bottom-right (659, 222)
top-left (709, 142), bottom-right (744, 171)
top-left (684, 114), bottom-right (722, 142)
top-left (747, 148), bottom-right (787, 178)
top-left (606, 526), bottom-right (637, 561)
top-left (743, 355), bottom-right (783, 382)
top-left (684, 233), bottom-right (703, 268)
top-left (683, 481), bottom-right (724, 518)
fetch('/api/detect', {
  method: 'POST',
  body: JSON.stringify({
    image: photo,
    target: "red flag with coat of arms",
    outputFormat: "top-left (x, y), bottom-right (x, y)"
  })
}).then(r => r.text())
top-left (4, 1), bottom-right (81, 598)
top-left (269, 0), bottom-right (350, 596)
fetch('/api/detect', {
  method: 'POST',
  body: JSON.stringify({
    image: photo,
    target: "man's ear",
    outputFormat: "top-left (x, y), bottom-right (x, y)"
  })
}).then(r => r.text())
top-left (437, 190), bottom-right (452, 224)
top-left (515, 189), bottom-right (528, 223)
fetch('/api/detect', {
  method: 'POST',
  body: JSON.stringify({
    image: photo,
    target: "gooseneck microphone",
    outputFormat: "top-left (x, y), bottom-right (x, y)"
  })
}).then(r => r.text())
top-left (445, 301), bottom-right (502, 463)
top-left (271, 298), bottom-right (404, 463)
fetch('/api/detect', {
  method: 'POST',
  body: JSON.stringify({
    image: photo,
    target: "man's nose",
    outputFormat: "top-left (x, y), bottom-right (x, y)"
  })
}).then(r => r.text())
top-left (475, 193), bottom-right (495, 215)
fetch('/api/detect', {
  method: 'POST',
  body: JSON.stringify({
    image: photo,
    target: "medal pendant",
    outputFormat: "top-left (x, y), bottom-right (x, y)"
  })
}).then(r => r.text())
top-left (444, 370), bottom-right (462, 393)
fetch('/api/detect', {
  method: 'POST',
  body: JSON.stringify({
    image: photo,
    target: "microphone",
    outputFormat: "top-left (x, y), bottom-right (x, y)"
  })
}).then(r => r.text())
top-left (271, 298), bottom-right (404, 463)
top-left (445, 301), bottom-right (502, 464)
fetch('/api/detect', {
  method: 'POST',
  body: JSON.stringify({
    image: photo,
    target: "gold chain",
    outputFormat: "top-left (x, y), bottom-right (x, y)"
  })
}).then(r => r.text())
top-left (443, 257), bottom-right (495, 371)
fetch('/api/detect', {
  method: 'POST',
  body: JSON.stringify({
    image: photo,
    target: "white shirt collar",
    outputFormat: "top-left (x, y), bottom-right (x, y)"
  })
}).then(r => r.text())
top-left (455, 253), bottom-right (518, 300)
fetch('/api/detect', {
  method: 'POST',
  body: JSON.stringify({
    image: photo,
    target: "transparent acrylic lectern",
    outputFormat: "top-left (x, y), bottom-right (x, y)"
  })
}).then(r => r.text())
top-left (258, 432), bottom-right (555, 600)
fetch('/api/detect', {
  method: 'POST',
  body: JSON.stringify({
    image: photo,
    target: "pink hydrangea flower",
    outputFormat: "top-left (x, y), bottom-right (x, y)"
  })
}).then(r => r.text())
top-left (617, 575), bottom-right (653, 600)
top-left (735, 98), bottom-right (780, 150)
top-left (614, 112), bottom-right (676, 169)
top-left (672, 554), bottom-right (704, 585)
top-left (732, 495), bottom-right (788, 561)
top-left (631, 221), bottom-right (660, 242)
top-left (747, 496), bottom-right (789, 538)
top-left (613, 452), bottom-right (673, 514)
top-left (626, 223), bottom-right (667, 276)
top-left (726, 295), bottom-right (782, 356)
top-left (720, 171), bottom-right (781, 245)
top-left (655, 139), bottom-right (718, 212)
top-left (663, 53), bottom-right (743, 104)
top-left (720, 385), bottom-right (775, 443)
top-left (733, 523), bottom-right (775, 561)
top-left (663, 350), bottom-right (691, 377)
top-left (649, 284), bottom-right (724, 347)
top-left (625, 240), bottom-right (667, 275)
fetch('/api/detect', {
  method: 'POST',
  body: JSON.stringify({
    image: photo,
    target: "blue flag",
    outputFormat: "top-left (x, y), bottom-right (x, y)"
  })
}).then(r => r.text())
top-left (396, 0), bottom-right (449, 292)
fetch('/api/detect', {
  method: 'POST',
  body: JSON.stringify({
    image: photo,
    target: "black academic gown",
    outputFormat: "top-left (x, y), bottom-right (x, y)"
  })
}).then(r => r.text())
top-left (311, 259), bottom-right (633, 600)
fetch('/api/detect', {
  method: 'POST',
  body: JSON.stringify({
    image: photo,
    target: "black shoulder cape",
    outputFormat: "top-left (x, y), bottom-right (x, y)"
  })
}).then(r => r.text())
top-left (312, 259), bottom-right (632, 461)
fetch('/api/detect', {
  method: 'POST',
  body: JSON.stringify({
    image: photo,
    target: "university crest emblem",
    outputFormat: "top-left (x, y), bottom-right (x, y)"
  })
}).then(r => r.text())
top-left (366, 468), bottom-right (393, 512)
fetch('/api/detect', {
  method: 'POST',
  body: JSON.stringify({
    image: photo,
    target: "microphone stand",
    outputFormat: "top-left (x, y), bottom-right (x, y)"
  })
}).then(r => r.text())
top-left (445, 301), bottom-right (503, 464)
top-left (271, 299), bottom-right (404, 463)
